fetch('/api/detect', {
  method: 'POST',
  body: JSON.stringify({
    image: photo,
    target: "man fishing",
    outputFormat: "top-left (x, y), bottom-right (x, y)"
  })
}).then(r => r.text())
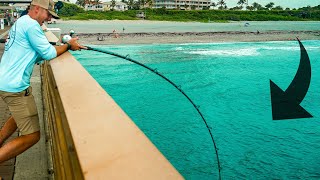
top-left (0, 0), bottom-right (86, 163)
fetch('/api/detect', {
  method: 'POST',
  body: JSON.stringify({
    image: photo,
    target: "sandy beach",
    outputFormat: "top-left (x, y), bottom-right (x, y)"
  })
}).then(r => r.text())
top-left (48, 20), bottom-right (320, 45)
top-left (76, 31), bottom-right (320, 45)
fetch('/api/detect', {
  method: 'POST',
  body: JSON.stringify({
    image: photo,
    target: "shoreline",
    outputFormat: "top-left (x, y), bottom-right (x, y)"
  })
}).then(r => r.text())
top-left (76, 30), bottom-right (320, 45)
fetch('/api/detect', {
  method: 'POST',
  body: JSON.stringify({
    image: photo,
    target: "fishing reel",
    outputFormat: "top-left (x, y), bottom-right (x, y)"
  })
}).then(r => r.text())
top-left (61, 30), bottom-right (75, 43)
top-left (62, 35), bottom-right (71, 43)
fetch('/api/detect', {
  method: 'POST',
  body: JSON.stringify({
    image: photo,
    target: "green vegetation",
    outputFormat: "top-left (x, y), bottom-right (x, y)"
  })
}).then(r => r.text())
top-left (58, 3), bottom-right (320, 22)
top-left (58, 2), bottom-right (85, 17)
top-left (64, 10), bottom-right (138, 20)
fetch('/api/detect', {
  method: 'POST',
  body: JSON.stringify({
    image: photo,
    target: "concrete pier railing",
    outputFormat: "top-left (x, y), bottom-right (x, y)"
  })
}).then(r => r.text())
top-left (42, 31), bottom-right (183, 179)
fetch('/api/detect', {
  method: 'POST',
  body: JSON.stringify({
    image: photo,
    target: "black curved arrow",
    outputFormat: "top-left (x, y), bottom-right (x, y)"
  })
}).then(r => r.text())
top-left (270, 39), bottom-right (312, 120)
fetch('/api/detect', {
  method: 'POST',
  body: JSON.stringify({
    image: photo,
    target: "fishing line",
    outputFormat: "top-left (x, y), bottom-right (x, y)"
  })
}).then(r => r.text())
top-left (86, 46), bottom-right (222, 179)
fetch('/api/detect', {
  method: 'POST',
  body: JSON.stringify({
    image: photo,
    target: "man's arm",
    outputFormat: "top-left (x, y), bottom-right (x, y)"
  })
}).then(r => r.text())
top-left (55, 43), bottom-right (69, 56)
top-left (54, 37), bottom-right (87, 56)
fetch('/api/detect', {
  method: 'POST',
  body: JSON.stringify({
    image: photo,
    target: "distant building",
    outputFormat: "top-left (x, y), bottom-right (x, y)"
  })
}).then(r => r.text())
top-left (153, 0), bottom-right (211, 10)
top-left (85, 4), bottom-right (104, 11)
top-left (84, 1), bottom-right (128, 11)
top-left (103, 2), bottom-right (128, 11)
top-left (12, 3), bottom-right (29, 12)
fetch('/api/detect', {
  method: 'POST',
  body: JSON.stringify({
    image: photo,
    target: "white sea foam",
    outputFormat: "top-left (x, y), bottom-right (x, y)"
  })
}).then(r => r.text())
top-left (260, 46), bottom-right (300, 51)
top-left (260, 46), bottom-right (319, 51)
top-left (187, 48), bottom-right (260, 56)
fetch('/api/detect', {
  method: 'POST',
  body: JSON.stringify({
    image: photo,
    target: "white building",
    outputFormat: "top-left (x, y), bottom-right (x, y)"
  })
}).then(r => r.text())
top-left (84, 1), bottom-right (128, 11)
top-left (84, 4), bottom-right (104, 11)
top-left (154, 0), bottom-right (211, 10)
top-left (103, 1), bottom-right (128, 11)
top-left (12, 3), bottom-right (29, 12)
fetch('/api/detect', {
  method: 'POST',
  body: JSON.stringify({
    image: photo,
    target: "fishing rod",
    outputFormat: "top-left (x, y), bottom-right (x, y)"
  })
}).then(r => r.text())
top-left (63, 33), bottom-right (221, 179)
top-left (85, 45), bottom-right (222, 179)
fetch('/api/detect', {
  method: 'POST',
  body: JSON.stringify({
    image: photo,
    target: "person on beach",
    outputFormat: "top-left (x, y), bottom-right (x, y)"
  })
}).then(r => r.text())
top-left (0, 0), bottom-right (86, 164)
top-left (113, 29), bottom-right (119, 38)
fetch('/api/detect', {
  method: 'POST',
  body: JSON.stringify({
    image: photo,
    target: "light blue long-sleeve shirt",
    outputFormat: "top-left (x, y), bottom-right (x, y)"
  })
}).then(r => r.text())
top-left (0, 15), bottom-right (57, 93)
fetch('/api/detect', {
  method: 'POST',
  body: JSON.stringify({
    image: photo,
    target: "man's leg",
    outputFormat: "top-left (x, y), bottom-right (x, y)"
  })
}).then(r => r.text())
top-left (0, 116), bottom-right (18, 146)
top-left (0, 87), bottom-right (40, 163)
top-left (0, 131), bottom-right (40, 163)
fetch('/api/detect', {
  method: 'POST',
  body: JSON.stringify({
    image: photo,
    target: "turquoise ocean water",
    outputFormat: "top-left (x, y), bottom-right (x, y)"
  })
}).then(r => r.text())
top-left (71, 40), bottom-right (320, 179)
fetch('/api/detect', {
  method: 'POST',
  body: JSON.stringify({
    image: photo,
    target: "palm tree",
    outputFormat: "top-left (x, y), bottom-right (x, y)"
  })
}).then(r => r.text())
top-left (111, 0), bottom-right (116, 10)
top-left (76, 0), bottom-right (85, 7)
top-left (265, 2), bottom-right (274, 10)
top-left (237, 0), bottom-right (246, 7)
top-left (211, 2), bottom-right (216, 9)
top-left (217, 0), bottom-right (226, 9)
top-left (128, 0), bottom-right (134, 9)
top-left (133, 1), bottom-right (141, 9)
top-left (146, 0), bottom-right (153, 8)
top-left (252, 2), bottom-right (262, 10)
top-left (138, 0), bottom-right (145, 8)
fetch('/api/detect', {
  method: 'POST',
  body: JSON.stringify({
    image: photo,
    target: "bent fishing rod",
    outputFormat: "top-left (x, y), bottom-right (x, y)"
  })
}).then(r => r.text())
top-left (85, 46), bottom-right (222, 179)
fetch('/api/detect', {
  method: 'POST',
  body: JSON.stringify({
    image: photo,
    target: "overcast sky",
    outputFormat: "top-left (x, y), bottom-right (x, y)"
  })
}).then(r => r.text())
top-left (70, 0), bottom-right (320, 9)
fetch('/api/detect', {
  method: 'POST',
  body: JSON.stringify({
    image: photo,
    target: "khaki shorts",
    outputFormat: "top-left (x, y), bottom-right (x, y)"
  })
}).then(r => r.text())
top-left (0, 87), bottom-right (40, 135)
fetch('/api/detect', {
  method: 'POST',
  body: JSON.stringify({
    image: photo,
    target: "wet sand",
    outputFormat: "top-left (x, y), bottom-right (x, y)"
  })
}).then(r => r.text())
top-left (75, 30), bottom-right (320, 45)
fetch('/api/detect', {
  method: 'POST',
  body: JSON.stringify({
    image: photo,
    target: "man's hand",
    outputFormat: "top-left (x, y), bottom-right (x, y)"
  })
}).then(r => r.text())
top-left (54, 37), bottom-right (87, 56)
top-left (68, 37), bottom-right (87, 51)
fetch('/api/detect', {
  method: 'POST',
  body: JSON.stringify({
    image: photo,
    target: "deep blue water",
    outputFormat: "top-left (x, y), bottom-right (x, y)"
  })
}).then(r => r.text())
top-left (72, 40), bottom-right (320, 179)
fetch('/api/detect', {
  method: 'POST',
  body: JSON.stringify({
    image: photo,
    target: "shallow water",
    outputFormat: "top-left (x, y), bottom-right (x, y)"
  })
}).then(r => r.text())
top-left (49, 21), bottom-right (320, 34)
top-left (72, 40), bottom-right (320, 179)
